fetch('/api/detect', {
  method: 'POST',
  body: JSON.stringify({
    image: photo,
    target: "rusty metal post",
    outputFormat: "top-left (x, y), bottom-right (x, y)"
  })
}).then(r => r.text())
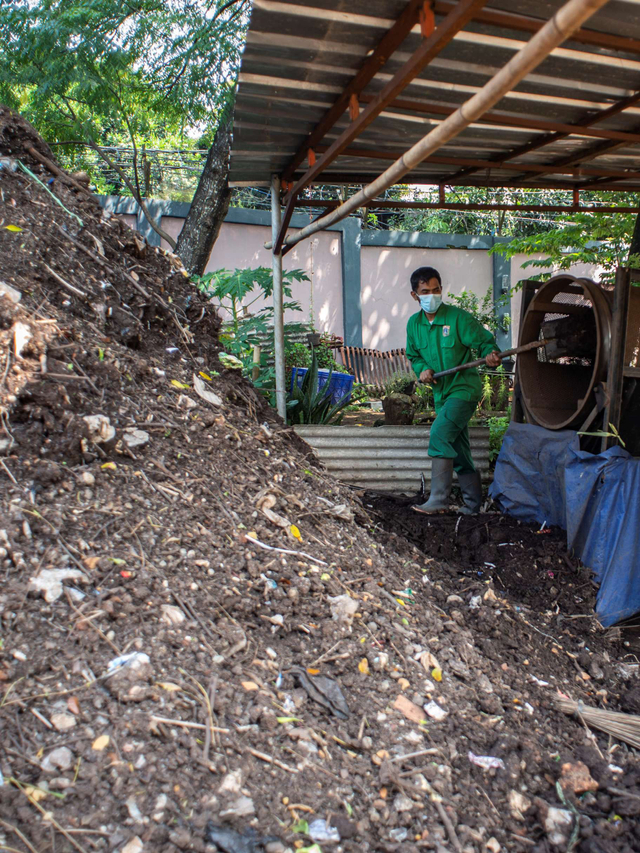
top-left (271, 174), bottom-right (286, 420)
top-left (601, 266), bottom-right (631, 451)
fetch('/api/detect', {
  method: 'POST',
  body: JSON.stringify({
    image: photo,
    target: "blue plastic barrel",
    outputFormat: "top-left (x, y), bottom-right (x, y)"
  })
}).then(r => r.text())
top-left (290, 368), bottom-right (355, 405)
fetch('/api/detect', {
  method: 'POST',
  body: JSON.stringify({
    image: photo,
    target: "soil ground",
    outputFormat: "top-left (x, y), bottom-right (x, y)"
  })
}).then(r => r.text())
top-left (1, 107), bottom-right (640, 853)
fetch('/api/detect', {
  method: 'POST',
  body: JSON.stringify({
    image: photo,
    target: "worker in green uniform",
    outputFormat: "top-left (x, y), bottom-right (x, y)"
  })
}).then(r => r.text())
top-left (406, 266), bottom-right (501, 514)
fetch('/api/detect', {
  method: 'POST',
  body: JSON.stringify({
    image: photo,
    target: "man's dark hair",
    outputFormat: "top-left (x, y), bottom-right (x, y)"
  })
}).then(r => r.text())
top-left (410, 266), bottom-right (442, 292)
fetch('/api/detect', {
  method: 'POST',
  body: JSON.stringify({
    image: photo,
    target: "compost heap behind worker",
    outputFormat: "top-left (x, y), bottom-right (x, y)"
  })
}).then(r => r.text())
top-left (406, 266), bottom-right (501, 514)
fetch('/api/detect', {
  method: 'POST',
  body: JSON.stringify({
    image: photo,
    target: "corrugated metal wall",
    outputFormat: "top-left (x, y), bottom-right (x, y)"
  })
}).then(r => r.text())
top-left (295, 425), bottom-right (490, 494)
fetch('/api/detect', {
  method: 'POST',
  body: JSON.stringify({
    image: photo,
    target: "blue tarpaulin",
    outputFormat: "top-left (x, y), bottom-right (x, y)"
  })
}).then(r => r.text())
top-left (490, 423), bottom-right (640, 627)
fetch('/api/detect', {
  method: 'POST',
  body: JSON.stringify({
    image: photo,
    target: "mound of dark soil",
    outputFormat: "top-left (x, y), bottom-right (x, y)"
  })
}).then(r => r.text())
top-left (1, 107), bottom-right (640, 853)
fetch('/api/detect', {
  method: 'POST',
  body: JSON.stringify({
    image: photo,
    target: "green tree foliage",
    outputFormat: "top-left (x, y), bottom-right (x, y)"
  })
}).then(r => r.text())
top-left (491, 197), bottom-right (640, 286)
top-left (0, 0), bottom-right (249, 236)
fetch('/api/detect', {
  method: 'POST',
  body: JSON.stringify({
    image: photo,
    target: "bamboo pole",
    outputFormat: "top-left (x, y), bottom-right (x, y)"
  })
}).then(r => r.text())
top-left (265, 0), bottom-right (611, 251)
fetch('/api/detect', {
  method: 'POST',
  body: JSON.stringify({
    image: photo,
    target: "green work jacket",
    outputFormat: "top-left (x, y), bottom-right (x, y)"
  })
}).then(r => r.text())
top-left (406, 302), bottom-right (498, 405)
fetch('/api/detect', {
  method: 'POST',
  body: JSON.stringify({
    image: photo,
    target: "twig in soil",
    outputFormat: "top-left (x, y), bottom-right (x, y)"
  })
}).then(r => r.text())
top-left (25, 145), bottom-right (93, 198)
top-left (309, 639), bottom-right (344, 668)
top-left (434, 799), bottom-right (462, 853)
top-left (0, 459), bottom-right (17, 485)
top-left (510, 834), bottom-right (535, 846)
top-left (0, 818), bottom-right (40, 853)
top-left (10, 777), bottom-right (90, 853)
top-left (149, 715), bottom-right (230, 733)
top-left (390, 748), bottom-right (439, 763)
top-left (42, 263), bottom-right (88, 299)
top-left (70, 357), bottom-right (101, 395)
top-left (476, 784), bottom-right (501, 819)
top-left (64, 589), bottom-right (122, 655)
top-left (30, 707), bottom-right (53, 729)
top-left (243, 532), bottom-right (327, 566)
top-left (245, 747), bottom-right (299, 774)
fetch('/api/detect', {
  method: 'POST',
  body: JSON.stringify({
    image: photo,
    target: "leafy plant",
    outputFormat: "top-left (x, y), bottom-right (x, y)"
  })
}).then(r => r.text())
top-left (578, 422), bottom-right (626, 448)
top-left (195, 267), bottom-right (310, 380)
top-left (487, 412), bottom-right (511, 463)
top-left (287, 350), bottom-right (351, 425)
top-left (384, 371), bottom-right (417, 397)
top-left (448, 287), bottom-right (509, 338)
top-left (414, 382), bottom-right (434, 411)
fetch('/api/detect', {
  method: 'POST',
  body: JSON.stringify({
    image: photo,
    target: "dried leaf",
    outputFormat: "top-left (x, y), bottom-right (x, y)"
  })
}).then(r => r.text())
top-left (393, 694), bottom-right (426, 725)
top-left (256, 493), bottom-right (277, 512)
top-left (192, 373), bottom-right (223, 407)
top-left (292, 666), bottom-right (349, 720)
top-left (67, 696), bottom-right (80, 715)
top-left (416, 650), bottom-right (441, 673)
top-left (157, 682), bottom-right (182, 693)
top-left (241, 681), bottom-right (260, 691)
top-left (92, 734), bottom-right (110, 751)
top-left (262, 507), bottom-right (291, 528)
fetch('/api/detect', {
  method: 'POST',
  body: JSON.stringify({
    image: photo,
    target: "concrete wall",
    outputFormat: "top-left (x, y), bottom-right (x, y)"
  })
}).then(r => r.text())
top-left (102, 196), bottom-right (600, 352)
top-left (361, 244), bottom-right (494, 350)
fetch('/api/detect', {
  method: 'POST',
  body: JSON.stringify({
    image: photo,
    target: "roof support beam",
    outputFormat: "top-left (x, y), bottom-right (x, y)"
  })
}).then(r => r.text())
top-left (358, 93), bottom-right (640, 145)
top-left (315, 144), bottom-right (640, 180)
top-left (280, 0), bottom-right (428, 184)
top-left (442, 87), bottom-right (640, 184)
top-left (265, 0), bottom-right (612, 252)
top-left (273, 0), bottom-right (439, 253)
top-left (293, 198), bottom-right (640, 213)
top-left (285, 0), bottom-right (487, 195)
top-left (434, 0), bottom-right (640, 54)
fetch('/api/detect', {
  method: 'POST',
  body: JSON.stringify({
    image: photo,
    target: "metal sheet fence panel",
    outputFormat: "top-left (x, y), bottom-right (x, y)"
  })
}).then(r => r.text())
top-left (295, 424), bottom-right (490, 493)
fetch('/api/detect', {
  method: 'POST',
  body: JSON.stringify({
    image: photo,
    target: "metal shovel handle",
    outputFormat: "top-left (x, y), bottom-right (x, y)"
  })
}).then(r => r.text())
top-left (430, 338), bottom-right (549, 380)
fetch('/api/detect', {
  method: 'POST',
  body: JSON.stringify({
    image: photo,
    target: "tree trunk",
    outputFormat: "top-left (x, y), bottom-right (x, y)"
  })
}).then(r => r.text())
top-left (629, 210), bottom-right (640, 262)
top-left (176, 117), bottom-right (232, 275)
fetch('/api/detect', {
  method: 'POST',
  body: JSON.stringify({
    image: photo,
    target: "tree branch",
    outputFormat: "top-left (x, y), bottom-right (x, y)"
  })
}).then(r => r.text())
top-left (87, 141), bottom-right (177, 250)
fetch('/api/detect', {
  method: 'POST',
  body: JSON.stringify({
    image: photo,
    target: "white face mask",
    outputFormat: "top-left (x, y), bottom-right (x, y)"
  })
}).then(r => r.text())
top-left (419, 293), bottom-right (442, 314)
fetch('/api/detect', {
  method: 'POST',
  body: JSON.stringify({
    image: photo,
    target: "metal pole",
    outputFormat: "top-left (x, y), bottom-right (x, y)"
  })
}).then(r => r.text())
top-left (265, 0), bottom-right (610, 251)
top-left (271, 174), bottom-right (286, 420)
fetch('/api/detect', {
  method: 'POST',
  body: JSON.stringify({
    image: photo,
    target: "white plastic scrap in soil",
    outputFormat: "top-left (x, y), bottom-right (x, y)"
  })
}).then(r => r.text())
top-left (308, 819), bottom-right (340, 843)
top-left (423, 700), bottom-right (448, 721)
top-left (468, 751), bottom-right (505, 771)
top-left (123, 428), bottom-right (150, 450)
top-left (107, 652), bottom-right (151, 675)
top-left (13, 321), bottom-right (32, 358)
top-left (28, 567), bottom-right (88, 603)
top-left (83, 414), bottom-right (116, 444)
top-left (0, 281), bottom-right (21, 303)
top-left (328, 593), bottom-right (358, 628)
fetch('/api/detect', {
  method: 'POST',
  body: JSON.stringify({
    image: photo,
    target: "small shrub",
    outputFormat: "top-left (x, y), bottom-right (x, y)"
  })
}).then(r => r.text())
top-left (414, 382), bottom-right (434, 411)
top-left (385, 371), bottom-right (417, 397)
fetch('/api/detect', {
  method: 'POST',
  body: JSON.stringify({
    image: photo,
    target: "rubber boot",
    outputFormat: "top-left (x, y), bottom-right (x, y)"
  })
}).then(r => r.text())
top-left (457, 470), bottom-right (482, 515)
top-left (413, 458), bottom-right (453, 514)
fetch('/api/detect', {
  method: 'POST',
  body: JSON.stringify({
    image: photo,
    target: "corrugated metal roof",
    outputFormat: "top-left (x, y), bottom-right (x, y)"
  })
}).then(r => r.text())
top-left (295, 425), bottom-right (490, 493)
top-left (230, 0), bottom-right (640, 191)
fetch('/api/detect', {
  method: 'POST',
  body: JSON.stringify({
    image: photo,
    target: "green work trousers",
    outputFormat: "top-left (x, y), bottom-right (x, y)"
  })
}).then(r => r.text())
top-left (428, 397), bottom-right (477, 475)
